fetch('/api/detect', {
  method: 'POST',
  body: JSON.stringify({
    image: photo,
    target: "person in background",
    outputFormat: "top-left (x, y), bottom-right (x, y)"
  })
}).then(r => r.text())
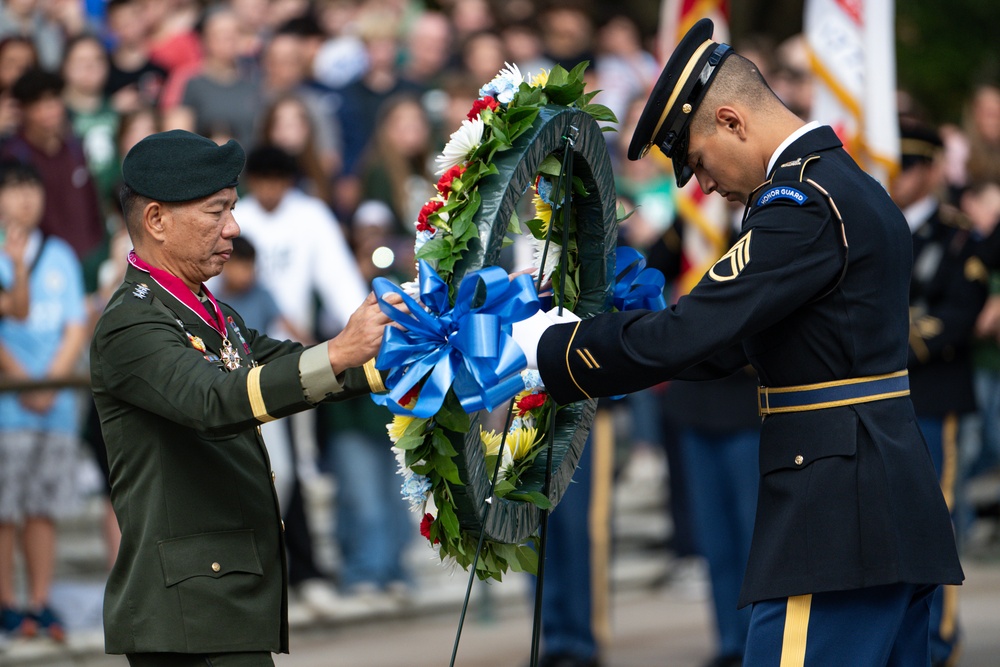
top-left (320, 199), bottom-right (413, 608)
top-left (0, 160), bottom-right (87, 643)
top-left (259, 94), bottom-right (336, 206)
top-left (61, 32), bottom-right (120, 211)
top-left (1, 67), bottom-right (106, 291)
top-left (0, 0), bottom-right (65, 71)
top-left (358, 93), bottom-right (435, 236)
top-left (103, 0), bottom-right (167, 114)
top-left (0, 36), bottom-right (37, 139)
top-left (0, 216), bottom-right (28, 320)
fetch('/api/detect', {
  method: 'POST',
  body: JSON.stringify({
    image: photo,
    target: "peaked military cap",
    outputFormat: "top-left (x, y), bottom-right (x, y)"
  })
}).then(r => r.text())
top-left (898, 120), bottom-right (943, 170)
top-left (122, 129), bottom-right (245, 202)
top-left (627, 18), bottom-right (733, 187)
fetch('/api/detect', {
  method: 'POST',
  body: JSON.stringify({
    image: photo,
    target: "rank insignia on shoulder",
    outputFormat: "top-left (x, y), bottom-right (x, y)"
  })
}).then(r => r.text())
top-left (709, 229), bottom-right (752, 282)
top-left (757, 186), bottom-right (808, 207)
top-left (132, 283), bottom-right (150, 299)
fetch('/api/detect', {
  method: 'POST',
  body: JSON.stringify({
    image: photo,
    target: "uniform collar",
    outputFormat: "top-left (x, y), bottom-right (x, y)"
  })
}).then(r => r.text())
top-left (766, 123), bottom-right (842, 178)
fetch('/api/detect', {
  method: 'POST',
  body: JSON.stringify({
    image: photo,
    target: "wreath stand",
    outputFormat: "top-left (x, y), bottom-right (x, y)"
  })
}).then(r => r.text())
top-left (445, 105), bottom-right (618, 666)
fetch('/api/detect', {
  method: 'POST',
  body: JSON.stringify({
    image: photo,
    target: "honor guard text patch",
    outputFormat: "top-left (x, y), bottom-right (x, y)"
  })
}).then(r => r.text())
top-left (757, 186), bottom-right (809, 207)
top-left (709, 230), bottom-right (752, 282)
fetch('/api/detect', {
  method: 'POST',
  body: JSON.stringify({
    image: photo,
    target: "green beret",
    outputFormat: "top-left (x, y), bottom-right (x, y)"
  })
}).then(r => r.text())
top-left (122, 129), bottom-right (246, 202)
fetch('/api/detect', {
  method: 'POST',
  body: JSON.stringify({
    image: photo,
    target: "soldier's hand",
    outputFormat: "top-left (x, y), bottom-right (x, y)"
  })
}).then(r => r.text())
top-left (326, 292), bottom-right (403, 375)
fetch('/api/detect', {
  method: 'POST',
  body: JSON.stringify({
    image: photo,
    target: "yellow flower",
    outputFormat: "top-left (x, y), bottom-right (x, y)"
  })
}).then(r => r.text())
top-left (529, 69), bottom-right (549, 88)
top-left (480, 428), bottom-right (503, 457)
top-left (532, 192), bottom-right (552, 236)
top-left (388, 415), bottom-right (416, 444)
top-left (507, 426), bottom-right (540, 461)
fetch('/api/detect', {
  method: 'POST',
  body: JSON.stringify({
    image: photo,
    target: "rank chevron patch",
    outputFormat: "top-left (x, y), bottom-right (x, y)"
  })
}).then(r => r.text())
top-left (709, 229), bottom-right (752, 282)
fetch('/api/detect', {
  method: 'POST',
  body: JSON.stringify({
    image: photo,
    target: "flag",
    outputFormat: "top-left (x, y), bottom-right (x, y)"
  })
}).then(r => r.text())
top-left (656, 0), bottom-right (732, 296)
top-left (805, 0), bottom-right (900, 184)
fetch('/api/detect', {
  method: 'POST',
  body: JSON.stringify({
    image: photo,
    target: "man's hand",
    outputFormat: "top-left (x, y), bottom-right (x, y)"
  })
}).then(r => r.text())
top-left (326, 292), bottom-right (402, 375)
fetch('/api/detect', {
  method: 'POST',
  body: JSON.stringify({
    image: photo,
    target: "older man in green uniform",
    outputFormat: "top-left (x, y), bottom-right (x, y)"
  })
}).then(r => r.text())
top-left (90, 130), bottom-right (393, 666)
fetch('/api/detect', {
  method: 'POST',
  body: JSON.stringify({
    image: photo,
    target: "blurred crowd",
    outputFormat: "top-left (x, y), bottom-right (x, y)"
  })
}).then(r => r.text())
top-left (0, 1), bottom-right (997, 665)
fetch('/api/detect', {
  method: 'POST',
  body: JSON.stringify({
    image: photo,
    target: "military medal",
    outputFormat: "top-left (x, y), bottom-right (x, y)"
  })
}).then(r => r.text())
top-left (127, 250), bottom-right (245, 372)
top-left (220, 338), bottom-right (242, 370)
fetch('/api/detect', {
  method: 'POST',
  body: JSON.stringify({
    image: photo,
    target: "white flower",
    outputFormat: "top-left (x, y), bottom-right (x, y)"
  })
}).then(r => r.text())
top-left (479, 62), bottom-right (524, 105)
top-left (414, 229), bottom-right (435, 254)
top-left (521, 370), bottom-right (544, 391)
top-left (530, 236), bottom-right (562, 285)
top-left (435, 117), bottom-right (485, 174)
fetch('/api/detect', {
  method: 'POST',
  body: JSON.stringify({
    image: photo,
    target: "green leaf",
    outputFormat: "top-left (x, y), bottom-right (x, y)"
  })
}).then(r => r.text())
top-left (394, 431), bottom-right (425, 451)
top-left (567, 60), bottom-right (590, 84)
top-left (537, 155), bottom-right (562, 177)
top-left (415, 237), bottom-right (453, 260)
top-left (617, 203), bottom-right (636, 224)
top-left (545, 64), bottom-right (569, 88)
top-left (506, 209), bottom-right (522, 236)
top-left (582, 103), bottom-right (618, 123)
top-left (515, 544), bottom-right (539, 574)
top-left (505, 490), bottom-right (553, 509)
top-left (436, 391), bottom-right (471, 432)
top-left (492, 479), bottom-right (516, 498)
top-left (437, 501), bottom-right (460, 540)
top-left (524, 217), bottom-right (548, 240)
top-left (545, 83), bottom-right (586, 106)
top-left (431, 429), bottom-right (458, 457)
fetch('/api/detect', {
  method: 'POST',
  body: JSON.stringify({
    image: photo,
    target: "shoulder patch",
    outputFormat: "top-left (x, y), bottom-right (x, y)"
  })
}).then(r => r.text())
top-left (756, 186), bottom-right (809, 208)
top-left (709, 229), bottom-right (752, 282)
top-left (132, 282), bottom-right (151, 299)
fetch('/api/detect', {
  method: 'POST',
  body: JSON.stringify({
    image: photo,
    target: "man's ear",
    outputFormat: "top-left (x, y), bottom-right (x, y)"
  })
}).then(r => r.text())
top-left (143, 201), bottom-right (168, 243)
top-left (717, 106), bottom-right (746, 139)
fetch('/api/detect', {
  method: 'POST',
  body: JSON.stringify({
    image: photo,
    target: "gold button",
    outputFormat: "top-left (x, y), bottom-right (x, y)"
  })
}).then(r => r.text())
top-left (794, 455), bottom-right (804, 465)
top-left (281, 520), bottom-right (285, 532)
top-left (271, 471), bottom-right (276, 482)
top-left (211, 562), bottom-right (221, 572)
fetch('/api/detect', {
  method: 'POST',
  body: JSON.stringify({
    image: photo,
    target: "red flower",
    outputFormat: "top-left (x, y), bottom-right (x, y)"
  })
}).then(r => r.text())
top-left (467, 96), bottom-right (499, 120)
top-left (416, 199), bottom-right (444, 233)
top-left (436, 165), bottom-right (466, 195)
top-left (516, 392), bottom-right (548, 413)
top-left (400, 383), bottom-right (421, 408)
top-left (420, 513), bottom-right (439, 544)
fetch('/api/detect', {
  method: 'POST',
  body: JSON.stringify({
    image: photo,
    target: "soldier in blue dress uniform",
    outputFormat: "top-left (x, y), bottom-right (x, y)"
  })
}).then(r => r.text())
top-left (891, 120), bottom-right (988, 667)
top-left (513, 19), bottom-right (963, 666)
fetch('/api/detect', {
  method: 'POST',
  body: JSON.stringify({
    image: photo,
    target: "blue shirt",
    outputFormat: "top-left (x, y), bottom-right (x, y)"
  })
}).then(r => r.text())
top-left (0, 233), bottom-right (86, 434)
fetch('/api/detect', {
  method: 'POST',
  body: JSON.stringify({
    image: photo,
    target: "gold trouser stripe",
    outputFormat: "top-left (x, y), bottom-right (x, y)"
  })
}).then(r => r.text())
top-left (780, 594), bottom-right (812, 667)
top-left (363, 358), bottom-right (386, 393)
top-left (940, 413), bottom-right (958, 511)
top-left (247, 365), bottom-right (275, 423)
top-left (588, 410), bottom-right (614, 649)
top-left (565, 322), bottom-right (592, 400)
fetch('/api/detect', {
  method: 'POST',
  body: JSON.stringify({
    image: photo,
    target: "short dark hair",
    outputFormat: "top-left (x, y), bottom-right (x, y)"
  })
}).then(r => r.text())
top-left (230, 236), bottom-right (256, 262)
top-left (0, 159), bottom-right (42, 189)
top-left (119, 182), bottom-right (152, 239)
top-left (245, 145), bottom-right (299, 179)
top-left (11, 68), bottom-right (64, 105)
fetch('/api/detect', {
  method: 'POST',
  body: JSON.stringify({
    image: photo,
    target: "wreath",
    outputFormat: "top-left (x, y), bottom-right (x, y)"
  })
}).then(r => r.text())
top-left (371, 63), bottom-right (660, 580)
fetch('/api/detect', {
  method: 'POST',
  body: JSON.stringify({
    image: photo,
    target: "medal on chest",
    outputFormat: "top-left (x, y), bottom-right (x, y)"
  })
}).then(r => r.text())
top-left (220, 337), bottom-right (242, 370)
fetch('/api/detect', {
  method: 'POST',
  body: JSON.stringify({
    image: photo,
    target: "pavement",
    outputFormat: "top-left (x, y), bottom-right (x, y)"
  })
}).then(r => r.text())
top-left (3, 448), bottom-right (1000, 667)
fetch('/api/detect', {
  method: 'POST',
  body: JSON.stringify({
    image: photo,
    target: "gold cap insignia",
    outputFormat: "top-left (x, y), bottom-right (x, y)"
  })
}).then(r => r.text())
top-left (682, 103), bottom-right (692, 114)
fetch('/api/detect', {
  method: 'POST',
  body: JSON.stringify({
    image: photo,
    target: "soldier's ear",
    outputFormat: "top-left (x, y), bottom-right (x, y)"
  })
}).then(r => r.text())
top-left (143, 201), bottom-right (168, 242)
top-left (717, 106), bottom-right (746, 139)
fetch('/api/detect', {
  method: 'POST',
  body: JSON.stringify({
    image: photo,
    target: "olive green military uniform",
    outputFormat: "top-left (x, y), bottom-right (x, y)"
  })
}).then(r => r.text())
top-left (91, 262), bottom-right (381, 655)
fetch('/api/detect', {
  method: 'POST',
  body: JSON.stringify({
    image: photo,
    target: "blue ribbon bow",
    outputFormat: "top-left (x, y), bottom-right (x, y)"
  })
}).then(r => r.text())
top-left (371, 260), bottom-right (540, 418)
top-left (613, 246), bottom-right (667, 312)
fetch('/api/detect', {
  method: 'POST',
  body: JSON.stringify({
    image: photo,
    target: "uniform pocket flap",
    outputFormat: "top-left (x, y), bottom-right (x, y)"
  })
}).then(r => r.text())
top-left (759, 409), bottom-right (858, 474)
top-left (158, 529), bottom-right (263, 587)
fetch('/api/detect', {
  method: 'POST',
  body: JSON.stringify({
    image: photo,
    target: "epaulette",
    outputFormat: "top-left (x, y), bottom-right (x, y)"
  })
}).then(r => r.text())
top-left (752, 155), bottom-right (823, 210)
top-left (939, 204), bottom-right (972, 230)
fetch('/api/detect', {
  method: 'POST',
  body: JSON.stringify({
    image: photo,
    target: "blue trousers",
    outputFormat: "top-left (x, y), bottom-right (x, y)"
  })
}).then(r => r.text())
top-left (743, 583), bottom-right (934, 666)
top-left (916, 415), bottom-right (962, 665)
top-left (680, 427), bottom-right (759, 658)
top-left (537, 411), bottom-right (615, 660)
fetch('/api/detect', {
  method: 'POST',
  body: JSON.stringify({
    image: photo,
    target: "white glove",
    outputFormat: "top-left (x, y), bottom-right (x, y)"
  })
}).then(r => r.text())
top-left (511, 307), bottom-right (582, 370)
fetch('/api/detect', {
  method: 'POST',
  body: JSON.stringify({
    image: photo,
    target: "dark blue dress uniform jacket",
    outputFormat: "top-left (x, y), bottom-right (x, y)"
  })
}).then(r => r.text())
top-left (538, 126), bottom-right (964, 607)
